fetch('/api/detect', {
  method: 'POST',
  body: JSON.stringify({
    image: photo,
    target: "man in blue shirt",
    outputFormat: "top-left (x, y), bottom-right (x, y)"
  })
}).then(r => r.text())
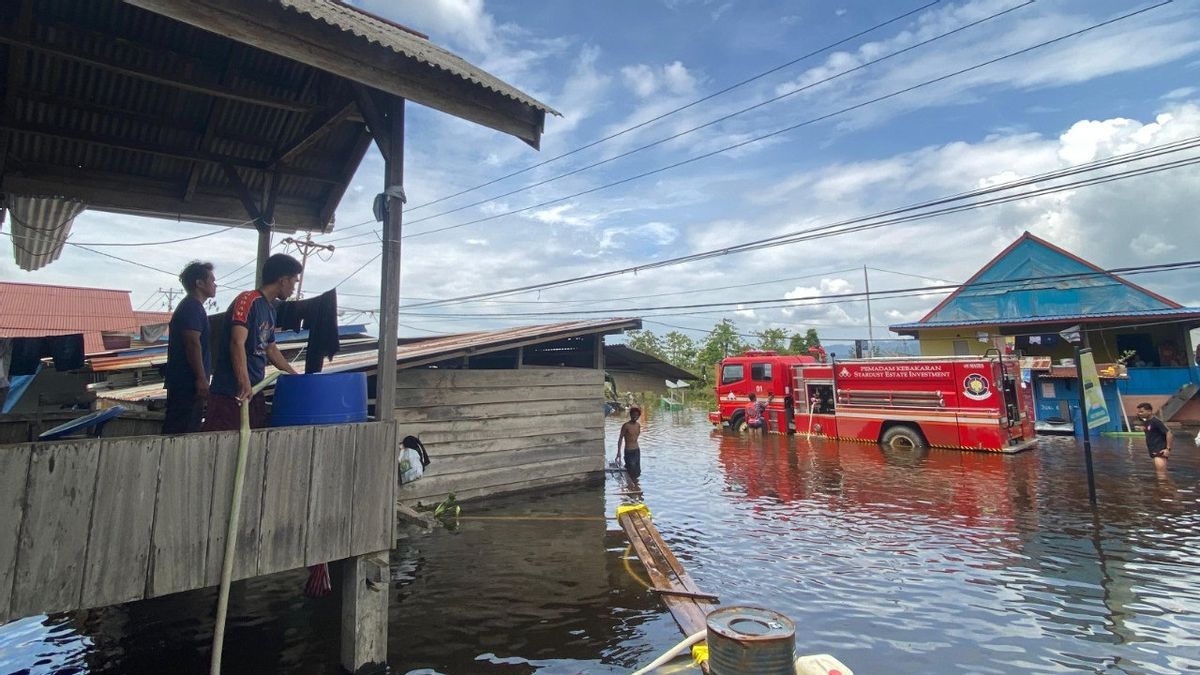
top-left (162, 261), bottom-right (217, 434)
top-left (204, 254), bottom-right (302, 431)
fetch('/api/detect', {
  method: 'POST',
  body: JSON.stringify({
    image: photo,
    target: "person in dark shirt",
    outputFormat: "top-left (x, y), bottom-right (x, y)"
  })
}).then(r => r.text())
top-left (203, 254), bottom-right (302, 431)
top-left (1136, 401), bottom-right (1173, 470)
top-left (162, 261), bottom-right (217, 434)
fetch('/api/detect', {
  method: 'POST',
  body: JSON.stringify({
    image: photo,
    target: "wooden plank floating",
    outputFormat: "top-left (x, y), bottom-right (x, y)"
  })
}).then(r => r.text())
top-left (0, 420), bottom-right (395, 624)
top-left (613, 471), bottom-right (717, 639)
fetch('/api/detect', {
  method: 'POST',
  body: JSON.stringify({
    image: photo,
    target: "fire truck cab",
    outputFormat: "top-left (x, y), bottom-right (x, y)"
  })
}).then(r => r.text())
top-left (710, 350), bottom-right (1038, 453)
top-left (708, 350), bottom-right (817, 433)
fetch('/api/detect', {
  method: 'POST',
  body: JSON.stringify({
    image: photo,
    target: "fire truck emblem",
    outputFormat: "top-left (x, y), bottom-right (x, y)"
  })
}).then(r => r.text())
top-left (839, 367), bottom-right (851, 377)
top-left (962, 374), bottom-right (991, 401)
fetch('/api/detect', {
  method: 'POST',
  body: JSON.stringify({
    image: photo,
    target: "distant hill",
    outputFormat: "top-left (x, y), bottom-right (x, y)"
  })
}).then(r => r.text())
top-left (822, 339), bottom-right (921, 358)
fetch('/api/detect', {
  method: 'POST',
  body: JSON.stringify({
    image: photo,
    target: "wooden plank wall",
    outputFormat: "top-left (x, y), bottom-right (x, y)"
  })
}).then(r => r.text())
top-left (0, 420), bottom-right (396, 624)
top-left (395, 367), bottom-right (605, 505)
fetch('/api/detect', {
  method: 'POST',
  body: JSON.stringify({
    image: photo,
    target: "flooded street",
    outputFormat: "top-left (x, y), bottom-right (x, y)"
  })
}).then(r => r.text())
top-left (3, 410), bottom-right (1200, 674)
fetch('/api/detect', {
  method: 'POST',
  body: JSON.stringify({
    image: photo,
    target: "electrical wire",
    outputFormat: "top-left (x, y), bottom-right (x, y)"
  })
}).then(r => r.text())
top-left (391, 260), bottom-right (1200, 319)
top-left (401, 1), bottom-right (942, 215)
top-left (399, 139), bottom-right (1200, 310)
top-left (401, 1), bottom-right (1033, 230)
top-left (399, 2), bottom-right (1168, 242)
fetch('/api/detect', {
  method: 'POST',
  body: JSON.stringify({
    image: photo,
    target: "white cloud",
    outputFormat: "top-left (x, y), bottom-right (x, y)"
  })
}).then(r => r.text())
top-left (1129, 233), bottom-right (1177, 258)
top-left (1162, 86), bottom-right (1198, 100)
top-left (621, 61), bottom-right (698, 99)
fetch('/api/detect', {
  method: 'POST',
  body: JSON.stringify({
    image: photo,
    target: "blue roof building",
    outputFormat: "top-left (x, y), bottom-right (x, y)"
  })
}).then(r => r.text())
top-left (891, 232), bottom-right (1200, 430)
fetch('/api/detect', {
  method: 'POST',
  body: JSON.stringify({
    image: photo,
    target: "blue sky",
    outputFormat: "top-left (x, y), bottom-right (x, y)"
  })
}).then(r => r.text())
top-left (4, 0), bottom-right (1200, 344)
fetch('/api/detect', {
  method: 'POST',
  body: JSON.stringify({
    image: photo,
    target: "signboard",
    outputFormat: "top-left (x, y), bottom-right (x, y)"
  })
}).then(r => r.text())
top-left (837, 363), bottom-right (955, 381)
top-left (1079, 349), bottom-right (1110, 429)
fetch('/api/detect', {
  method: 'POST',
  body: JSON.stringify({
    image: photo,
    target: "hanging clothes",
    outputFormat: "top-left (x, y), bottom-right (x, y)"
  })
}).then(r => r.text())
top-left (7, 333), bottom-right (85, 375)
top-left (275, 289), bottom-right (340, 374)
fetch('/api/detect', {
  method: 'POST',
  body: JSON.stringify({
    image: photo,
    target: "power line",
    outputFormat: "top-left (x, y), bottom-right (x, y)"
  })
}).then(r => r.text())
top-left (397, 2), bottom-right (1166, 242)
top-left (399, 135), bottom-right (1200, 310)
top-left (392, 260), bottom-right (1200, 319)
top-left (401, 2), bottom-right (943, 215)
top-left (401, 1), bottom-right (1032, 230)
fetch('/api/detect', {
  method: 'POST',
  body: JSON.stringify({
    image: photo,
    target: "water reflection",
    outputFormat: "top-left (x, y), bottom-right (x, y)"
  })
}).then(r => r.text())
top-left (1, 411), bottom-right (1198, 673)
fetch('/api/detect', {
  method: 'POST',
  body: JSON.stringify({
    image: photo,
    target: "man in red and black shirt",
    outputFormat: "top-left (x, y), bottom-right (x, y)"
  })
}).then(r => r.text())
top-left (203, 254), bottom-right (302, 431)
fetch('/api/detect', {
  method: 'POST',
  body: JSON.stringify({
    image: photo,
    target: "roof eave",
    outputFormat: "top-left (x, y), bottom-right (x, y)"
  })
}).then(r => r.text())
top-left (125, 0), bottom-right (555, 148)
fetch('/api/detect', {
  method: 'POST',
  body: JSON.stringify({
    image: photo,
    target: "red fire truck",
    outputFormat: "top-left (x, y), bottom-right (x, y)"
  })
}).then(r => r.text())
top-left (708, 350), bottom-right (1038, 453)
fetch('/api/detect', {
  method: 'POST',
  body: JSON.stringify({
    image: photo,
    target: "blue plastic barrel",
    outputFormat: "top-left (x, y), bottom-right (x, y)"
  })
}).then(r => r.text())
top-left (271, 372), bottom-right (368, 427)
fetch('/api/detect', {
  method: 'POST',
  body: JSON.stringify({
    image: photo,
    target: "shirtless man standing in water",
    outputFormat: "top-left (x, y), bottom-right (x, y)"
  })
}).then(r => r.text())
top-left (616, 407), bottom-right (642, 479)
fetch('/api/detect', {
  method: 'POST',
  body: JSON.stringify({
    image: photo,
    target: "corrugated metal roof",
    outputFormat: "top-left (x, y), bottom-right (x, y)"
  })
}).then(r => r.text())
top-left (0, 281), bottom-right (140, 353)
top-left (132, 311), bottom-right (173, 326)
top-left (890, 307), bottom-right (1200, 332)
top-left (274, 0), bottom-right (557, 115)
top-left (7, 196), bottom-right (86, 271)
top-left (604, 345), bottom-right (699, 382)
top-left (97, 318), bottom-right (641, 402)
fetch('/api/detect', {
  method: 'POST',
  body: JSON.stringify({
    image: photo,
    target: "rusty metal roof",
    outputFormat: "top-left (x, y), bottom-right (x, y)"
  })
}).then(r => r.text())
top-left (274, 0), bottom-right (557, 115)
top-left (0, 281), bottom-right (140, 353)
top-left (96, 318), bottom-right (641, 402)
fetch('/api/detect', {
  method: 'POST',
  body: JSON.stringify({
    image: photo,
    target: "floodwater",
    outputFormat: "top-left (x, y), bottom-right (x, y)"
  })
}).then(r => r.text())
top-left (2, 411), bottom-right (1199, 674)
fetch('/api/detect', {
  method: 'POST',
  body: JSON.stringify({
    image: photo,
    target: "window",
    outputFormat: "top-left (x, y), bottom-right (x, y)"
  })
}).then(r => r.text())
top-left (721, 364), bottom-right (744, 385)
top-left (751, 362), bottom-right (773, 381)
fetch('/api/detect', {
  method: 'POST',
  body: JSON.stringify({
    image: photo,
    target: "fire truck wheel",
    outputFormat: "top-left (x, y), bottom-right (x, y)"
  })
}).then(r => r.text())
top-left (881, 425), bottom-right (926, 451)
top-left (729, 410), bottom-right (745, 432)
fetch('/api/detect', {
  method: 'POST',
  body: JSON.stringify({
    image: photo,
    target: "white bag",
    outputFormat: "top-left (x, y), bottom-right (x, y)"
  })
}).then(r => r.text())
top-left (399, 447), bottom-right (425, 484)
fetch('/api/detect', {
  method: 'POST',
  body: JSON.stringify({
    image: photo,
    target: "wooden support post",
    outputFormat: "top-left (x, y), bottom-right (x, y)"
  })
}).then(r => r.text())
top-left (340, 551), bottom-right (390, 674)
top-left (594, 334), bottom-right (605, 371)
top-left (341, 92), bottom-right (402, 675)
top-left (375, 95), bottom-right (404, 418)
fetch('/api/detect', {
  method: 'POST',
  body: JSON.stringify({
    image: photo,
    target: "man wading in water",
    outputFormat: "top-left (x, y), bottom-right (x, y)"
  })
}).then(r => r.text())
top-left (1136, 401), bottom-right (1173, 471)
top-left (616, 407), bottom-right (642, 479)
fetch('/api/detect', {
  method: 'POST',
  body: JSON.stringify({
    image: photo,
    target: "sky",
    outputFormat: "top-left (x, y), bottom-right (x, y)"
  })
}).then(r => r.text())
top-left (3, 0), bottom-right (1200, 346)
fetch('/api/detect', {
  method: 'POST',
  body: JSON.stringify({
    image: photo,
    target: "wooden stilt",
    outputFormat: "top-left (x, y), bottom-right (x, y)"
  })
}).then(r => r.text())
top-left (340, 551), bottom-right (390, 674)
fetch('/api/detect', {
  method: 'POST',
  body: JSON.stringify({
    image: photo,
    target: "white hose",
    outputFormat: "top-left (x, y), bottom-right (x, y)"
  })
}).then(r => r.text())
top-left (630, 629), bottom-right (707, 675)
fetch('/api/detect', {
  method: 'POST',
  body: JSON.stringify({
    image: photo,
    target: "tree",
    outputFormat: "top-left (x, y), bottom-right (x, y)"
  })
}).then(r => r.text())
top-left (787, 332), bottom-right (806, 354)
top-left (787, 328), bottom-right (822, 355)
top-left (755, 328), bottom-right (788, 353)
top-left (662, 331), bottom-right (697, 371)
top-left (625, 329), bottom-right (665, 359)
top-left (697, 319), bottom-right (746, 384)
top-left (804, 328), bottom-right (821, 350)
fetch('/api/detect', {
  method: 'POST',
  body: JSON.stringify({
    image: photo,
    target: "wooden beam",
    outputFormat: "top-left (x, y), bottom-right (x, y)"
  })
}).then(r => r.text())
top-left (222, 162), bottom-right (273, 285)
top-left (0, 33), bottom-right (312, 113)
top-left (276, 101), bottom-right (356, 165)
top-left (375, 95), bottom-right (404, 419)
top-left (0, 119), bottom-right (341, 182)
top-left (352, 84), bottom-right (390, 161)
top-left (125, 0), bottom-right (547, 147)
top-left (318, 125), bottom-right (372, 226)
top-left (220, 162), bottom-right (264, 225)
top-left (185, 41), bottom-right (238, 202)
top-left (3, 169), bottom-right (320, 231)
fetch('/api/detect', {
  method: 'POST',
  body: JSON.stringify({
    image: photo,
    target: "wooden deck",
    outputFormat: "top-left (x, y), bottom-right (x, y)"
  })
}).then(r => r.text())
top-left (0, 421), bottom-right (396, 624)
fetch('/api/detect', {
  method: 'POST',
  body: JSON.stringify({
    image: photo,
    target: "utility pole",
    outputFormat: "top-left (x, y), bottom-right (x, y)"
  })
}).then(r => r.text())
top-left (281, 234), bottom-right (335, 299)
top-left (155, 287), bottom-right (182, 310)
top-left (863, 266), bottom-right (875, 354)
